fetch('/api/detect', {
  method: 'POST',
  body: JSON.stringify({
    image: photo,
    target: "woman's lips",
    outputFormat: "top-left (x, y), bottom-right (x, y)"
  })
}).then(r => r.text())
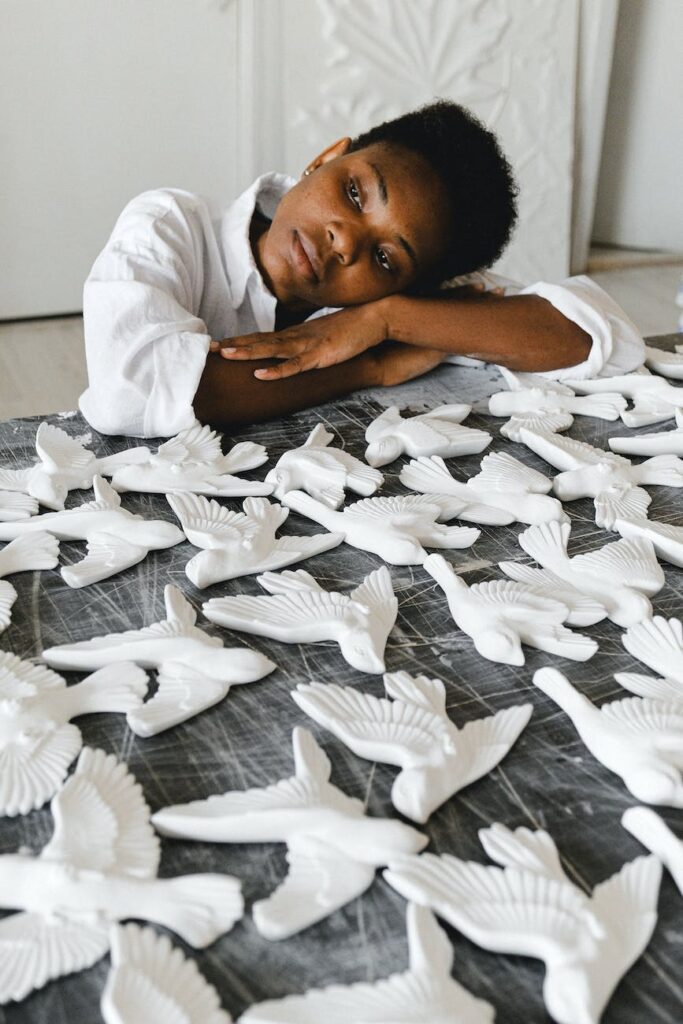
top-left (291, 230), bottom-right (319, 283)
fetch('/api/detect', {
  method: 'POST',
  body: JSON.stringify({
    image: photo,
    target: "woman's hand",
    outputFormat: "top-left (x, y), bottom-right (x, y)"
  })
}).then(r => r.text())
top-left (210, 303), bottom-right (388, 380)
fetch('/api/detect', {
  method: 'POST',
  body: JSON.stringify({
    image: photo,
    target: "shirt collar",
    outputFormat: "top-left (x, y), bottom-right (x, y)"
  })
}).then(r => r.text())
top-left (220, 171), bottom-right (297, 308)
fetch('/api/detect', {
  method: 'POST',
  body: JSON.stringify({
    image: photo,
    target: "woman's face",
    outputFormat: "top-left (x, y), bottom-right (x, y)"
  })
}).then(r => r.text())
top-left (256, 140), bottom-right (451, 311)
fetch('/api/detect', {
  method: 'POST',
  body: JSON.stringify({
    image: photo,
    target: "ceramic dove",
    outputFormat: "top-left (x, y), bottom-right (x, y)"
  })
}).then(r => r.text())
top-left (168, 492), bottom-right (343, 587)
top-left (239, 902), bottom-right (495, 1024)
top-left (424, 553), bottom-right (597, 666)
top-left (364, 404), bottom-right (491, 467)
top-left (102, 923), bottom-right (232, 1024)
top-left (0, 747), bottom-right (243, 1004)
top-left (152, 727), bottom-right (427, 941)
top-left (0, 476), bottom-right (184, 588)
top-left (644, 344), bottom-right (683, 380)
top-left (42, 584), bottom-right (275, 736)
top-left (385, 821), bottom-right (661, 1024)
top-left (282, 490), bottom-right (480, 565)
top-left (0, 421), bottom-right (149, 510)
top-left (534, 667), bottom-right (683, 807)
top-left (609, 408), bottom-right (683, 456)
top-left (614, 514), bottom-right (683, 569)
top-left (488, 368), bottom-right (626, 442)
top-left (622, 806), bottom-right (683, 897)
top-left (0, 490), bottom-right (38, 521)
top-left (264, 423), bottom-right (384, 507)
top-left (204, 566), bottom-right (397, 674)
top-left (518, 426), bottom-right (683, 528)
top-left (565, 369), bottom-right (683, 427)
top-left (293, 672), bottom-right (532, 823)
top-left (621, 615), bottom-right (683, 702)
top-left (400, 452), bottom-right (567, 525)
top-left (0, 581), bottom-right (17, 633)
top-left (109, 422), bottom-right (272, 497)
top-left (0, 652), bottom-right (147, 816)
top-left (511, 520), bottom-right (663, 627)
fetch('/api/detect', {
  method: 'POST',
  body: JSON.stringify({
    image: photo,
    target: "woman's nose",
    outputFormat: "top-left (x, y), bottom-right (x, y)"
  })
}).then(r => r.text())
top-left (327, 220), bottom-right (360, 266)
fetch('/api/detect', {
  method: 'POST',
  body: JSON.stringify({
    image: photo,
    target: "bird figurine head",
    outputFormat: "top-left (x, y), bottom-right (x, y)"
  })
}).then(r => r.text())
top-left (339, 627), bottom-right (387, 675)
top-left (128, 518), bottom-right (186, 549)
top-left (474, 627), bottom-right (524, 666)
top-left (543, 963), bottom-right (602, 1024)
top-left (264, 464), bottom-right (293, 501)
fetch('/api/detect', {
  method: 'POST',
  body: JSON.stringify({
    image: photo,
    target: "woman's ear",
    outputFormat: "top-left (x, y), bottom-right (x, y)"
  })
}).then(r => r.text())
top-left (302, 137), bottom-right (352, 176)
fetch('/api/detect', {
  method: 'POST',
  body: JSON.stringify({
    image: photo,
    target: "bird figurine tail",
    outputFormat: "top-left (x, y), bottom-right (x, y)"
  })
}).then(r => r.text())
top-left (147, 874), bottom-right (243, 948)
top-left (518, 521), bottom-right (570, 568)
top-left (63, 663), bottom-right (148, 716)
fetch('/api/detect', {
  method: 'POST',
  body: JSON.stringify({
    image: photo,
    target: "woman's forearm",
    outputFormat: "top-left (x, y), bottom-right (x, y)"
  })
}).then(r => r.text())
top-left (377, 292), bottom-right (592, 372)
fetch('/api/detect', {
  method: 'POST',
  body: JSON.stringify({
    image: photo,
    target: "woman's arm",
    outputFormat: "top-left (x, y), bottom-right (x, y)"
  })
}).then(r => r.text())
top-left (193, 342), bottom-right (447, 429)
top-left (212, 289), bottom-right (592, 381)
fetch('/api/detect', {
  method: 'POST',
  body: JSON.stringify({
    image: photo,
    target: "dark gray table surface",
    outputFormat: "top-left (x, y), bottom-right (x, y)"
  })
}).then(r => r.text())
top-left (1, 337), bottom-right (682, 1023)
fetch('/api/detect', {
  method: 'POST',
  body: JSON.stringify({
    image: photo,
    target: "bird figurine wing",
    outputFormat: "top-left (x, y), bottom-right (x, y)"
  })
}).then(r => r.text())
top-left (156, 424), bottom-right (224, 465)
top-left (168, 492), bottom-right (258, 548)
top-left (570, 537), bottom-right (665, 594)
top-left (589, 856), bottom-right (661, 965)
top-left (127, 662), bottom-right (229, 737)
top-left (0, 467), bottom-right (33, 494)
top-left (623, 616), bottom-right (683, 682)
top-left (470, 451), bottom-right (553, 494)
top-left (364, 406), bottom-right (402, 441)
top-left (35, 422), bottom-right (94, 475)
top-left (599, 696), bottom-right (683, 740)
top-left (478, 823), bottom-right (568, 882)
top-left (252, 833), bottom-right (376, 940)
top-left (594, 486), bottom-right (651, 529)
top-left (0, 491), bottom-right (38, 521)
top-left (383, 671), bottom-right (448, 715)
top-left (61, 532), bottom-right (148, 588)
top-left (614, 672), bottom-right (683, 703)
top-left (203, 589), bottom-right (356, 640)
top-left (257, 568), bottom-right (326, 594)
top-left (385, 851), bottom-right (589, 965)
top-left (342, 494), bottom-right (451, 525)
top-left (0, 911), bottom-right (110, 1004)
top-left (501, 411), bottom-right (574, 441)
top-left (446, 706), bottom-right (533, 794)
top-left (0, 652), bottom-right (64, 698)
top-left (0, 723), bottom-right (82, 818)
top-left (101, 923), bottom-right (231, 1024)
top-left (41, 747), bottom-right (160, 878)
top-left (292, 682), bottom-right (445, 769)
top-left (218, 440), bottom-right (269, 475)
top-left (303, 423), bottom-right (334, 447)
top-left (470, 579), bottom-right (569, 624)
top-left (498, 561), bottom-right (607, 626)
top-left (0, 581), bottom-right (17, 631)
top-left (78, 474), bottom-right (123, 512)
top-left (519, 428), bottom-right (627, 471)
top-left (0, 532), bottom-right (59, 577)
top-left (350, 566), bottom-right (398, 634)
top-left (268, 531), bottom-right (344, 568)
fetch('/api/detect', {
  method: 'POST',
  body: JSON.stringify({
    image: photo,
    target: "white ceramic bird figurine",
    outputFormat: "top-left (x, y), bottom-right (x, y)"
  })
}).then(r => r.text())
top-left (239, 902), bottom-right (495, 1024)
top-left (0, 652), bottom-right (147, 816)
top-left (153, 727), bottom-right (427, 940)
top-left (0, 421), bottom-right (149, 510)
top-left (622, 806), bottom-right (683, 896)
top-left (488, 368), bottom-right (626, 442)
top-left (0, 532), bottom-right (59, 632)
top-left (512, 520), bottom-right (663, 628)
top-left (264, 423), bottom-right (384, 508)
top-left (565, 369), bottom-right (683, 427)
top-left (204, 566), bottom-right (397, 675)
top-left (102, 923), bottom-right (232, 1024)
top-left (424, 553), bottom-right (597, 666)
top-left (0, 490), bottom-right (38, 521)
top-left (609, 408), bottom-right (683, 456)
top-left (400, 452), bottom-right (567, 525)
top-left (42, 584), bottom-right (276, 735)
top-left (621, 615), bottom-right (683, 702)
top-left (534, 666), bottom-right (683, 806)
top-left (614, 514), bottom-right (683, 570)
top-left (0, 746), bottom-right (243, 1004)
top-left (518, 426), bottom-right (683, 528)
top-left (109, 423), bottom-right (272, 497)
top-left (168, 492), bottom-right (343, 587)
top-left (282, 490), bottom-right (480, 565)
top-left (0, 476), bottom-right (184, 588)
top-left (644, 344), bottom-right (683, 380)
top-left (385, 821), bottom-right (661, 1024)
top-left (292, 672), bottom-right (532, 823)
top-left (364, 404), bottom-right (491, 467)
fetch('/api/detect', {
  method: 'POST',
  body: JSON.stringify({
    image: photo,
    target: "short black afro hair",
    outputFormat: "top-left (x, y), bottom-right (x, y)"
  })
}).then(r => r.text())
top-left (349, 99), bottom-right (518, 287)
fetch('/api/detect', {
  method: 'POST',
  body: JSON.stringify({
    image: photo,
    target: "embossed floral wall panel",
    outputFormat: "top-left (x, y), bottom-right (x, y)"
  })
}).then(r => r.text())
top-left (251, 0), bottom-right (579, 283)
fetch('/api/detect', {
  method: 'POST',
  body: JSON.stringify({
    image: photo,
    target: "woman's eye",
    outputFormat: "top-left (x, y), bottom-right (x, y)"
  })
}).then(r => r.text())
top-left (376, 248), bottom-right (392, 273)
top-left (347, 180), bottom-right (362, 209)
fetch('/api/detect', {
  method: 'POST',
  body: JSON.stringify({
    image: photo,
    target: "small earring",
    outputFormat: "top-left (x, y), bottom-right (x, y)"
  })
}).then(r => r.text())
top-left (304, 167), bottom-right (313, 176)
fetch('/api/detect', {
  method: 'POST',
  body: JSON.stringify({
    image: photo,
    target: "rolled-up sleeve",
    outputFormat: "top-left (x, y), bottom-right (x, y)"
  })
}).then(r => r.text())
top-left (518, 274), bottom-right (645, 380)
top-left (79, 190), bottom-right (212, 437)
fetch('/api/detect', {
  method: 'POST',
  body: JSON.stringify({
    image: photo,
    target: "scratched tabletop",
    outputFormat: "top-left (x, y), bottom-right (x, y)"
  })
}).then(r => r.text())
top-left (1, 336), bottom-right (682, 1023)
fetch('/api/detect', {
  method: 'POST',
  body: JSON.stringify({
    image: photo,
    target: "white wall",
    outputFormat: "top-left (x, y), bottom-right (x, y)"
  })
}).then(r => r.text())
top-left (593, 0), bottom-right (683, 252)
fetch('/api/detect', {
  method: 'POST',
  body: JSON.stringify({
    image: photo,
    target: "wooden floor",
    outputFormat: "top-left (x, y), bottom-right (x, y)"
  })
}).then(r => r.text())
top-left (1, 261), bottom-right (681, 420)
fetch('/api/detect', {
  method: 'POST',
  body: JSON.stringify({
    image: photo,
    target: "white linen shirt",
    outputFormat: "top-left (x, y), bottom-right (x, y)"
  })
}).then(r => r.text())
top-left (80, 173), bottom-right (645, 438)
